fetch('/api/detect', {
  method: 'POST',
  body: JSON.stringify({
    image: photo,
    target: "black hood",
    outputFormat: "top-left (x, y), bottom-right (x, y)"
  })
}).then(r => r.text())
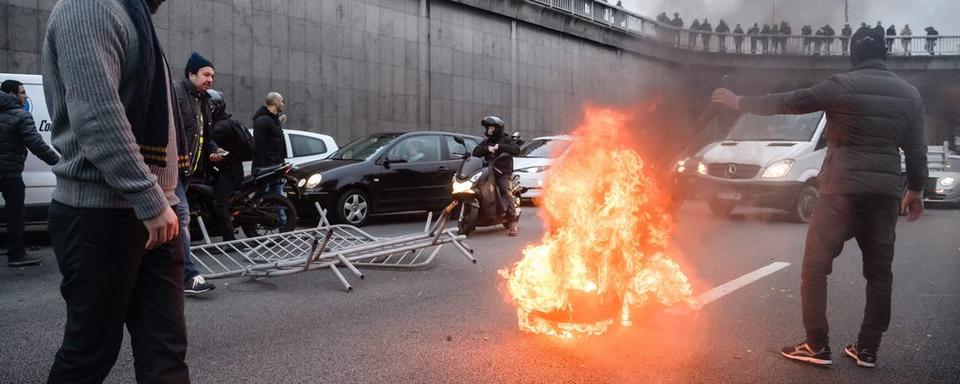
top-left (294, 158), bottom-right (358, 175)
top-left (0, 91), bottom-right (21, 111)
top-left (254, 105), bottom-right (277, 121)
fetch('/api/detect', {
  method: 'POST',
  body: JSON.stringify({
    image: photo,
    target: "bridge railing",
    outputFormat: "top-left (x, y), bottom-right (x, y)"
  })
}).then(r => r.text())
top-left (527, 0), bottom-right (958, 56)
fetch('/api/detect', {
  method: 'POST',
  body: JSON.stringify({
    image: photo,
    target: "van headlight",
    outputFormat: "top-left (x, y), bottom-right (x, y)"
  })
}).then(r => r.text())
top-left (517, 165), bottom-right (549, 173)
top-left (761, 159), bottom-right (794, 178)
top-left (940, 176), bottom-right (956, 187)
top-left (306, 173), bottom-right (323, 189)
top-left (696, 162), bottom-right (707, 176)
top-left (677, 157), bottom-right (690, 173)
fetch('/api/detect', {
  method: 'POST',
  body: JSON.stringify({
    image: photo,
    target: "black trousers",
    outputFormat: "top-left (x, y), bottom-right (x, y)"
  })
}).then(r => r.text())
top-left (1, 176), bottom-right (25, 259)
top-left (801, 194), bottom-right (899, 351)
top-left (212, 164), bottom-right (243, 241)
top-left (493, 174), bottom-right (516, 222)
top-left (46, 201), bottom-right (190, 384)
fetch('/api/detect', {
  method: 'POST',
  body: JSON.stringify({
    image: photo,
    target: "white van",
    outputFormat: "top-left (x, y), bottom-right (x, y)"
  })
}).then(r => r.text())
top-left (0, 73), bottom-right (337, 226)
top-left (696, 111), bottom-right (827, 222)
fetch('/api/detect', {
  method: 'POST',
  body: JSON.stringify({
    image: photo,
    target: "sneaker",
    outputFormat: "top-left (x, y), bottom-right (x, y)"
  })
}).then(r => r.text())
top-left (508, 222), bottom-right (518, 237)
top-left (780, 342), bottom-right (832, 366)
top-left (8, 254), bottom-right (42, 267)
top-left (185, 275), bottom-right (215, 295)
top-left (844, 343), bottom-right (877, 368)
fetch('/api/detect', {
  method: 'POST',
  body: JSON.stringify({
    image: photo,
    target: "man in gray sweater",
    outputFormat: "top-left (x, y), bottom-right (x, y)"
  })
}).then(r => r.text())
top-left (42, 0), bottom-right (190, 382)
top-left (713, 28), bottom-right (927, 368)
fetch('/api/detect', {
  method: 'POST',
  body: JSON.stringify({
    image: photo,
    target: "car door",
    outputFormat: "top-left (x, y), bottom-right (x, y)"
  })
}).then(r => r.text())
top-left (287, 132), bottom-right (332, 167)
top-left (374, 135), bottom-right (445, 212)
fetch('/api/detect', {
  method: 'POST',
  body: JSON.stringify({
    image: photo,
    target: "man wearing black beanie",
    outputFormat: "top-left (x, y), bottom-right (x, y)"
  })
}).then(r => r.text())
top-left (711, 27), bottom-right (927, 369)
top-left (174, 51), bottom-right (219, 295)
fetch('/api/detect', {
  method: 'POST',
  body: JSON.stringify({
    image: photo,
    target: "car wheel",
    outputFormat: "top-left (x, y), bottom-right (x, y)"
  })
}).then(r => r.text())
top-left (708, 198), bottom-right (735, 216)
top-left (792, 185), bottom-right (818, 223)
top-left (335, 189), bottom-right (371, 226)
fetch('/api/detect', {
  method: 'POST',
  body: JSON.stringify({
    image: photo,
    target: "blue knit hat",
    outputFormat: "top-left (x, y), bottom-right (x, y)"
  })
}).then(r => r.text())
top-left (184, 52), bottom-right (214, 78)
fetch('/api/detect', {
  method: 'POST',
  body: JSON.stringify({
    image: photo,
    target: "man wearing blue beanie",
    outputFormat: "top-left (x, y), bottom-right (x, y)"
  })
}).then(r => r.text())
top-left (712, 27), bottom-right (927, 368)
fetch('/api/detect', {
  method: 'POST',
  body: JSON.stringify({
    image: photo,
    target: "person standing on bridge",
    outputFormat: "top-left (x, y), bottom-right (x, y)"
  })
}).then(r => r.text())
top-left (733, 23), bottom-right (745, 53)
top-left (689, 19), bottom-right (701, 50)
top-left (716, 19), bottom-right (730, 53)
top-left (671, 12), bottom-right (684, 47)
top-left (770, 23), bottom-right (781, 54)
top-left (822, 24), bottom-right (836, 55)
top-left (760, 24), bottom-right (771, 54)
top-left (841, 24), bottom-right (853, 55)
top-left (1, 80), bottom-right (60, 267)
top-left (779, 22), bottom-right (792, 54)
top-left (924, 26), bottom-right (939, 55)
top-left (801, 25), bottom-right (813, 55)
top-left (712, 26), bottom-right (928, 369)
top-left (748, 23), bottom-right (760, 54)
top-left (900, 25), bottom-right (912, 55)
top-left (700, 19), bottom-right (713, 52)
top-left (886, 24), bottom-right (897, 53)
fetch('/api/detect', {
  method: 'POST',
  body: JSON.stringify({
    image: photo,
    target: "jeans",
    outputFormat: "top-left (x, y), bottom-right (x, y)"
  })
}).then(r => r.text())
top-left (46, 201), bottom-right (190, 383)
top-left (487, 174), bottom-right (517, 223)
top-left (265, 181), bottom-right (287, 225)
top-left (801, 193), bottom-right (899, 351)
top-left (174, 180), bottom-right (201, 281)
top-left (1, 176), bottom-right (25, 259)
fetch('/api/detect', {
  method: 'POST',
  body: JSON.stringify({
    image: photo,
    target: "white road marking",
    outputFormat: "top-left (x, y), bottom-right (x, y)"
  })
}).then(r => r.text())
top-left (667, 261), bottom-right (791, 315)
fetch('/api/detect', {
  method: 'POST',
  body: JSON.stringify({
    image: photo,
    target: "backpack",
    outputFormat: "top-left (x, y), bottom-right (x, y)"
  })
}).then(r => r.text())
top-left (222, 119), bottom-right (255, 161)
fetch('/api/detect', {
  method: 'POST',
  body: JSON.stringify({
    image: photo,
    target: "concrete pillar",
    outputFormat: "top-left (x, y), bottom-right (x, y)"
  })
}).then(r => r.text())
top-left (418, 0), bottom-right (431, 129)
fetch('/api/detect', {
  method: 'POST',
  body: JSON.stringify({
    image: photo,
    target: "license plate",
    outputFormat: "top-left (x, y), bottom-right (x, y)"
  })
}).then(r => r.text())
top-left (717, 192), bottom-right (741, 201)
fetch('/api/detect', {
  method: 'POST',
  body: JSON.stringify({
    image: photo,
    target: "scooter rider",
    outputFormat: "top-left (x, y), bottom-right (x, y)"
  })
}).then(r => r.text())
top-left (472, 116), bottom-right (521, 236)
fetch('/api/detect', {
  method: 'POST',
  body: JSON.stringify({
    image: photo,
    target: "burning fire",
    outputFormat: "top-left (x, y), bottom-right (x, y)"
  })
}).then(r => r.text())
top-left (498, 106), bottom-right (699, 339)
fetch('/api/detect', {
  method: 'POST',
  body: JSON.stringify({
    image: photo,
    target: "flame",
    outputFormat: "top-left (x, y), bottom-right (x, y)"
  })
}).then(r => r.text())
top-left (498, 105), bottom-right (699, 339)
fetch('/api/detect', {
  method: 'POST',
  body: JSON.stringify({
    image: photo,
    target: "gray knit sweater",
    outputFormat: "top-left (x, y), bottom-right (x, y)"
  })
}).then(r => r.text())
top-left (42, 0), bottom-right (178, 220)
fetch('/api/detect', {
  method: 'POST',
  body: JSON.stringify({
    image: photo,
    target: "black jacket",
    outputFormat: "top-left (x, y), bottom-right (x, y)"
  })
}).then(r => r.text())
top-left (472, 133), bottom-right (521, 175)
top-left (740, 59), bottom-right (927, 197)
top-left (211, 117), bottom-right (245, 168)
top-left (0, 92), bottom-right (59, 176)
top-left (252, 106), bottom-right (284, 169)
top-left (174, 78), bottom-right (216, 177)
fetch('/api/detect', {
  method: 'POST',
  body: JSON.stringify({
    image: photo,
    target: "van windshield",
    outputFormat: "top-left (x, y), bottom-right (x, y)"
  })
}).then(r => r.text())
top-left (727, 112), bottom-right (824, 142)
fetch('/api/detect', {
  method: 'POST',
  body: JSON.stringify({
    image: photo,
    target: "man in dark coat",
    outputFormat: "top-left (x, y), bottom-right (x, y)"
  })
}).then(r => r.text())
top-left (841, 24), bottom-right (853, 55)
top-left (733, 23), bottom-right (745, 53)
top-left (253, 91), bottom-right (287, 223)
top-left (802, 24), bottom-right (814, 54)
top-left (715, 19), bottom-right (730, 52)
top-left (712, 27), bottom-right (927, 369)
top-left (471, 116), bottom-right (521, 236)
top-left (689, 19), bottom-right (701, 49)
top-left (885, 24), bottom-right (897, 53)
top-left (700, 19), bottom-right (713, 51)
top-left (924, 26), bottom-right (939, 55)
top-left (208, 90), bottom-right (245, 242)
top-left (779, 21), bottom-right (792, 54)
top-left (748, 23), bottom-right (760, 54)
top-left (822, 25), bottom-right (836, 55)
top-left (760, 24), bottom-right (771, 54)
top-left (0, 80), bottom-right (60, 266)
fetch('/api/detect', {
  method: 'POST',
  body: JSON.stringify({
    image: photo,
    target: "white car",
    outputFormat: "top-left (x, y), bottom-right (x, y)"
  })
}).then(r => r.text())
top-left (0, 72), bottom-right (337, 225)
top-left (241, 129), bottom-right (338, 176)
top-left (512, 135), bottom-right (573, 201)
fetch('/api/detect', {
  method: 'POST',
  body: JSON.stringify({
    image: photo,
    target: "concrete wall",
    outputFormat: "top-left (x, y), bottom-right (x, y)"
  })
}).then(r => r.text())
top-left (1, 0), bottom-right (953, 146)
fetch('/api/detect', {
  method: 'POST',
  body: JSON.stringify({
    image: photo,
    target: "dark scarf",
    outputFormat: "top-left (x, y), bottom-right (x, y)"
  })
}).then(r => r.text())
top-left (120, 0), bottom-right (181, 168)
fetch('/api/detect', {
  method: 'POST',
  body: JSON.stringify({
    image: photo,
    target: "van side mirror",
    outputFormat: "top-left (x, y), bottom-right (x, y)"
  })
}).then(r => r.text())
top-left (454, 136), bottom-right (465, 145)
top-left (815, 132), bottom-right (827, 150)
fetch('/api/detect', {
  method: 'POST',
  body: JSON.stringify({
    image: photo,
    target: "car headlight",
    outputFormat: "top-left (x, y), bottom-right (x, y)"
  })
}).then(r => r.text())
top-left (696, 162), bottom-right (707, 176)
top-left (297, 178), bottom-right (307, 188)
top-left (761, 159), bottom-right (794, 178)
top-left (940, 176), bottom-right (956, 187)
top-left (677, 157), bottom-right (690, 173)
top-left (306, 173), bottom-right (323, 189)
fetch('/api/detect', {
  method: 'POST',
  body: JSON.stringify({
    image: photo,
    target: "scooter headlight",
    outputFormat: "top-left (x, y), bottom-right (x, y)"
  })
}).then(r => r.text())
top-left (452, 176), bottom-right (475, 194)
top-left (306, 173), bottom-right (323, 189)
top-left (761, 159), bottom-right (794, 178)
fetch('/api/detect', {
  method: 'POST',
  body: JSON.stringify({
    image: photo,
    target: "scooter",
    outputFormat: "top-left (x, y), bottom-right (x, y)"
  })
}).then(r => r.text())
top-left (187, 163), bottom-right (300, 241)
top-left (448, 137), bottom-right (526, 236)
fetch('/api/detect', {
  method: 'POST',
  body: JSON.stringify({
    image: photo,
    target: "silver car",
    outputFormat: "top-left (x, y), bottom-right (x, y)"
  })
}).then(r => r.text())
top-left (923, 153), bottom-right (960, 205)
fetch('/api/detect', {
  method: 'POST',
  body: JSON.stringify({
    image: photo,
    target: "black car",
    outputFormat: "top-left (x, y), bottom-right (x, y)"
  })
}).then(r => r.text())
top-left (289, 131), bottom-right (483, 226)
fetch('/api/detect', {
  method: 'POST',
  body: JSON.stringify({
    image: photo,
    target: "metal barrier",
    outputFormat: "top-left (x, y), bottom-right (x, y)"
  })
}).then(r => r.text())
top-left (526, 0), bottom-right (959, 56)
top-left (190, 203), bottom-right (475, 291)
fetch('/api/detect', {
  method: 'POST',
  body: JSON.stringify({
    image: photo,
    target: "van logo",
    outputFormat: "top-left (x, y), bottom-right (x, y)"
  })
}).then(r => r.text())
top-left (23, 96), bottom-right (32, 113)
top-left (725, 164), bottom-right (737, 178)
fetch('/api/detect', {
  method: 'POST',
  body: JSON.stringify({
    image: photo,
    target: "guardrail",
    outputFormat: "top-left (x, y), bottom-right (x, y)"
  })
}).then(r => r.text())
top-left (528, 0), bottom-right (959, 56)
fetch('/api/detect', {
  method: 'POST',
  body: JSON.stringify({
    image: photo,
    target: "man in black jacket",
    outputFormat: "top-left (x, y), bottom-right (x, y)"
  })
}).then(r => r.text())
top-left (253, 91), bottom-right (287, 223)
top-left (0, 80), bottom-right (60, 266)
top-left (471, 116), bottom-right (521, 236)
top-left (712, 27), bottom-right (927, 369)
top-left (174, 51), bottom-right (219, 295)
top-left (208, 90), bottom-right (244, 242)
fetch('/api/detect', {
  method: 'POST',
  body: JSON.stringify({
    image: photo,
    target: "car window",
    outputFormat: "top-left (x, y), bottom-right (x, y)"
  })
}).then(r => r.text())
top-left (290, 134), bottom-right (328, 158)
top-left (443, 136), bottom-right (476, 160)
top-left (519, 138), bottom-right (571, 158)
top-left (387, 136), bottom-right (442, 163)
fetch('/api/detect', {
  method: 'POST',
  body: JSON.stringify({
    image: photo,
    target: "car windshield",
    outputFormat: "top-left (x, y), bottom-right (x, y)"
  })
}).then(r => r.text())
top-left (519, 138), bottom-right (571, 158)
top-left (328, 133), bottom-right (401, 160)
top-left (727, 112), bottom-right (823, 142)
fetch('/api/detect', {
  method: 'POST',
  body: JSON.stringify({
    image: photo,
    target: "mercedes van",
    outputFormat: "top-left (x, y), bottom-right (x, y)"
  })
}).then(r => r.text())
top-left (696, 111), bottom-right (827, 222)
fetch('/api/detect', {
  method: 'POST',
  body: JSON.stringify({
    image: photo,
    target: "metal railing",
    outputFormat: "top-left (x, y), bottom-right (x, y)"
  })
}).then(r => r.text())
top-left (528, 0), bottom-right (959, 56)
